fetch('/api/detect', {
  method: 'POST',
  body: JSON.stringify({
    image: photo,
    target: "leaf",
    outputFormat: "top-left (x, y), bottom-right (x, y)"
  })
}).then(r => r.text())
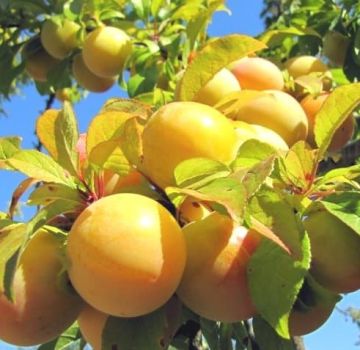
top-left (8, 178), bottom-right (39, 219)
top-left (241, 155), bottom-right (276, 199)
top-left (247, 233), bottom-right (311, 339)
top-left (248, 186), bottom-right (305, 258)
top-left (174, 158), bottom-right (230, 189)
top-left (314, 83), bottom-right (360, 157)
top-left (315, 164), bottom-right (360, 188)
top-left (88, 139), bottom-right (131, 175)
top-left (102, 307), bottom-right (167, 350)
top-left (0, 223), bottom-right (27, 298)
top-left (86, 110), bottom-right (133, 156)
top-left (7, 150), bottom-right (76, 187)
top-left (26, 199), bottom-right (84, 242)
top-left (100, 98), bottom-right (152, 118)
top-left (307, 192), bottom-right (360, 235)
top-left (121, 117), bottom-right (144, 169)
top-left (232, 139), bottom-right (277, 169)
top-left (28, 183), bottom-right (83, 206)
top-left (176, 34), bottom-right (266, 102)
top-left (36, 109), bottom-right (59, 159)
top-left (54, 102), bottom-right (79, 177)
top-left (253, 317), bottom-right (296, 350)
top-left (0, 136), bottom-right (22, 169)
top-left (277, 141), bottom-right (318, 192)
top-left (200, 318), bottom-right (220, 349)
top-left (260, 27), bottom-right (320, 47)
top-left (167, 177), bottom-right (247, 223)
top-left (38, 322), bottom-right (83, 350)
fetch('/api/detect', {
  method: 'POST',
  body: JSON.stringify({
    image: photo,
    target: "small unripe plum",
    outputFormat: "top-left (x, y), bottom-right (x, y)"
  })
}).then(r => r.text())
top-left (300, 93), bottom-right (354, 151)
top-left (303, 210), bottom-right (360, 293)
top-left (0, 230), bottom-right (83, 346)
top-left (226, 90), bottom-right (308, 146)
top-left (41, 19), bottom-right (80, 59)
top-left (230, 57), bottom-right (284, 91)
top-left (78, 305), bottom-right (108, 350)
top-left (23, 37), bottom-right (60, 82)
top-left (72, 54), bottom-right (116, 93)
top-left (177, 212), bottom-right (261, 322)
top-left (142, 102), bottom-right (238, 188)
top-left (284, 55), bottom-right (328, 79)
top-left (192, 68), bottom-right (241, 106)
top-left (67, 193), bottom-right (186, 317)
top-left (82, 26), bottom-right (132, 78)
top-left (233, 121), bottom-right (289, 151)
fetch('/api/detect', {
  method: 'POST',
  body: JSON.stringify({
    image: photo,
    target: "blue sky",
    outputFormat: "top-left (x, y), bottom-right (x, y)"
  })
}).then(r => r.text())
top-left (0, 1), bottom-right (359, 349)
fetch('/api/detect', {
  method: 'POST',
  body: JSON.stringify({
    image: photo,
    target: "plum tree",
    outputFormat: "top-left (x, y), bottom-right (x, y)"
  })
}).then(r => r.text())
top-left (22, 37), bottom-right (60, 82)
top-left (300, 92), bottom-right (354, 151)
top-left (230, 57), bottom-right (284, 91)
top-left (72, 54), bottom-right (116, 93)
top-left (221, 90), bottom-right (308, 146)
top-left (66, 193), bottom-right (186, 317)
top-left (177, 212), bottom-right (261, 322)
top-left (78, 305), bottom-right (108, 350)
top-left (40, 19), bottom-right (80, 59)
top-left (284, 55), bottom-right (328, 79)
top-left (192, 68), bottom-right (241, 106)
top-left (82, 26), bottom-right (132, 78)
top-left (303, 209), bottom-right (360, 293)
top-left (0, 229), bottom-right (83, 346)
top-left (142, 101), bottom-right (238, 188)
top-left (233, 121), bottom-right (289, 151)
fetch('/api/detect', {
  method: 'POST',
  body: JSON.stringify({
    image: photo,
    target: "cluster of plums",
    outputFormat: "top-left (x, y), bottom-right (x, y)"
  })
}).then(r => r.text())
top-left (22, 19), bottom-right (132, 92)
top-left (1, 52), bottom-right (359, 350)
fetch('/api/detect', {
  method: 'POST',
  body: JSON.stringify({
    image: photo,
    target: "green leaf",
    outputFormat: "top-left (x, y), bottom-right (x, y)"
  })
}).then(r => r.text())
top-left (308, 192), bottom-right (360, 235)
top-left (27, 183), bottom-right (83, 206)
top-left (151, 0), bottom-right (164, 17)
top-left (200, 318), bottom-right (219, 349)
top-left (260, 27), bottom-right (320, 47)
top-left (0, 223), bottom-right (27, 298)
top-left (315, 164), bottom-right (360, 189)
top-left (7, 150), bottom-right (76, 187)
top-left (248, 232), bottom-right (311, 339)
top-left (174, 158), bottom-right (230, 189)
top-left (253, 317), bottom-right (296, 350)
top-left (248, 186), bottom-right (305, 258)
top-left (102, 307), bottom-right (167, 350)
top-left (241, 155), bottom-right (276, 199)
top-left (38, 322), bottom-right (83, 350)
top-left (167, 177), bottom-right (246, 223)
top-left (0, 136), bottom-right (22, 169)
top-left (314, 84), bottom-right (360, 157)
top-left (232, 139), bottom-right (277, 169)
top-left (176, 34), bottom-right (266, 102)
top-left (277, 141), bottom-right (318, 192)
top-left (54, 102), bottom-right (79, 177)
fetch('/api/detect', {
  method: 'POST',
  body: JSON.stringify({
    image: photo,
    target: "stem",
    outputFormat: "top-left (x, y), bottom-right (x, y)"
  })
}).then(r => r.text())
top-left (293, 336), bottom-right (306, 350)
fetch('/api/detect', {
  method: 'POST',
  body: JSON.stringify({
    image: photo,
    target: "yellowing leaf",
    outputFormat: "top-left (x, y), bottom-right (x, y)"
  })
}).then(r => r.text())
top-left (100, 98), bottom-right (152, 119)
top-left (315, 83), bottom-right (360, 157)
top-left (0, 137), bottom-right (22, 169)
top-left (88, 139), bottom-right (131, 176)
top-left (177, 34), bottom-right (266, 102)
top-left (36, 109), bottom-right (59, 159)
top-left (86, 110), bottom-right (133, 156)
